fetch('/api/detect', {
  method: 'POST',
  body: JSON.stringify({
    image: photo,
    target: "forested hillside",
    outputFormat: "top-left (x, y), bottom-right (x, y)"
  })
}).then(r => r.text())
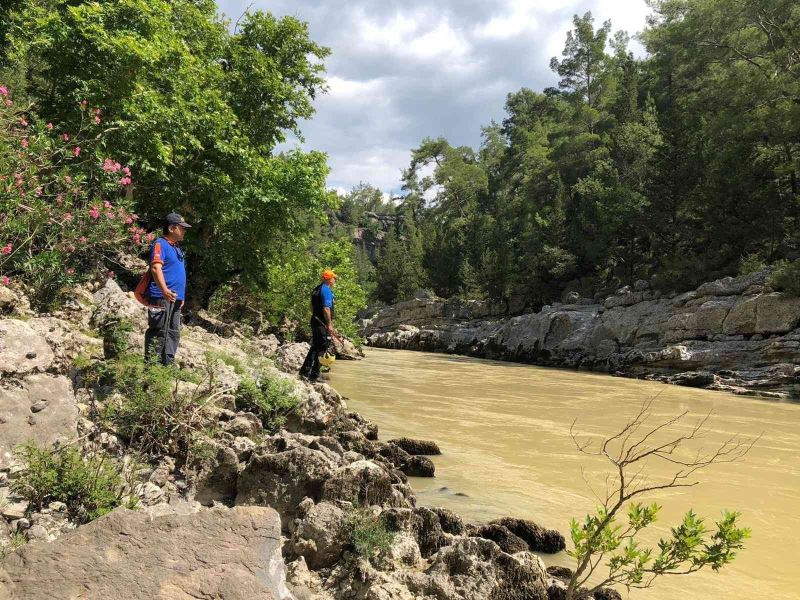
top-left (358, 0), bottom-right (800, 311)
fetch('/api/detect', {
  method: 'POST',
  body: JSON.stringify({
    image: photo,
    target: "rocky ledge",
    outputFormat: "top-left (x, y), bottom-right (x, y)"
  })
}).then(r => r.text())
top-left (0, 279), bottom-right (604, 600)
top-left (362, 270), bottom-right (800, 398)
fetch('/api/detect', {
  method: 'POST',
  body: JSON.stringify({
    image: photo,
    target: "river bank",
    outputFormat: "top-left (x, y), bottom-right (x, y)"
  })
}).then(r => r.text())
top-left (331, 348), bottom-right (800, 600)
top-left (362, 270), bottom-right (800, 399)
top-left (0, 279), bottom-right (586, 600)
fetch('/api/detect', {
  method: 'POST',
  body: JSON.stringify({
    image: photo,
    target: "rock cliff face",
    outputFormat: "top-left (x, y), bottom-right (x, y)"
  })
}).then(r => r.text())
top-left (362, 271), bottom-right (800, 398)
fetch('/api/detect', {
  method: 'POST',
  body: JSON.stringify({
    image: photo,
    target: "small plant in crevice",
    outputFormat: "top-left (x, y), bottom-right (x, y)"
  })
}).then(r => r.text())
top-left (344, 508), bottom-right (395, 562)
top-left (235, 373), bottom-right (298, 433)
top-left (10, 443), bottom-right (135, 524)
top-left (769, 259), bottom-right (800, 297)
top-left (98, 316), bottom-right (133, 359)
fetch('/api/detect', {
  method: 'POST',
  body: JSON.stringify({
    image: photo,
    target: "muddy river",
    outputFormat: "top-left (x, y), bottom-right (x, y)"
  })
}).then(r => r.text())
top-left (329, 348), bottom-right (800, 600)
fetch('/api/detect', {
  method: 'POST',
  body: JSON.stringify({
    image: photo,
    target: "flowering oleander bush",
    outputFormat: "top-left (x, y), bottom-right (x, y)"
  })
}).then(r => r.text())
top-left (0, 85), bottom-right (147, 308)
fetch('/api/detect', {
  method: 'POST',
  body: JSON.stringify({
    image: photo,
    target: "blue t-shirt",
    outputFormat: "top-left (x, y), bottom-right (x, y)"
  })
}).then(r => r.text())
top-left (320, 284), bottom-right (334, 309)
top-left (147, 238), bottom-right (186, 301)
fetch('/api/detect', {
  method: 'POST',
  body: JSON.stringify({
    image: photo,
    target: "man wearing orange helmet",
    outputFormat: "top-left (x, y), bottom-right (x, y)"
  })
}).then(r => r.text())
top-left (299, 269), bottom-right (340, 382)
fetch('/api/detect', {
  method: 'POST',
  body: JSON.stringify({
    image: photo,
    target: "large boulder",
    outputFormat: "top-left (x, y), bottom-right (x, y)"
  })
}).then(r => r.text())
top-left (236, 446), bottom-right (336, 524)
top-left (321, 460), bottom-right (410, 508)
top-left (0, 374), bottom-right (78, 467)
top-left (190, 440), bottom-right (240, 506)
top-left (0, 319), bottom-right (54, 375)
top-left (276, 342), bottom-right (310, 373)
top-left (0, 504), bottom-right (293, 600)
top-left (388, 438), bottom-right (442, 456)
top-left (472, 524), bottom-right (528, 554)
top-left (491, 517), bottom-right (566, 553)
top-left (755, 293), bottom-right (800, 334)
top-left (91, 278), bottom-right (147, 332)
top-left (288, 500), bottom-right (347, 569)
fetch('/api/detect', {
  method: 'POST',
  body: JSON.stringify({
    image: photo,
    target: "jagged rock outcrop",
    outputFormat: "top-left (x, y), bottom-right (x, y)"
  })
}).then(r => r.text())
top-left (0, 504), bottom-right (293, 600)
top-left (363, 270), bottom-right (800, 397)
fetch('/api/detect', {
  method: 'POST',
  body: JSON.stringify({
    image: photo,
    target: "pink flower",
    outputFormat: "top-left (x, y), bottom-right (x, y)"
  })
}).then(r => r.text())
top-left (122, 166), bottom-right (131, 176)
top-left (34, 187), bottom-right (42, 196)
top-left (1, 243), bottom-right (12, 255)
top-left (73, 146), bottom-right (81, 157)
top-left (132, 233), bottom-right (141, 244)
top-left (105, 211), bottom-right (114, 219)
top-left (55, 194), bottom-right (64, 205)
top-left (64, 175), bottom-right (72, 184)
top-left (63, 212), bottom-right (73, 222)
top-left (125, 216), bottom-right (133, 224)
top-left (106, 271), bottom-right (115, 279)
top-left (89, 206), bottom-right (100, 220)
top-left (80, 100), bottom-right (87, 108)
top-left (103, 200), bottom-right (112, 209)
top-left (0, 86), bottom-right (7, 96)
top-left (62, 133), bottom-right (70, 142)
top-left (4, 99), bottom-right (12, 107)
top-left (20, 138), bottom-right (28, 148)
top-left (119, 176), bottom-right (132, 186)
top-left (13, 173), bottom-right (22, 187)
top-left (102, 159), bottom-right (121, 173)
top-left (46, 122), bottom-right (53, 130)
top-left (19, 118), bottom-right (28, 127)
top-left (67, 268), bottom-right (75, 275)
top-left (1, 276), bottom-right (9, 286)
top-left (146, 232), bottom-right (155, 242)
top-left (78, 236), bottom-right (87, 243)
top-left (94, 115), bottom-right (101, 124)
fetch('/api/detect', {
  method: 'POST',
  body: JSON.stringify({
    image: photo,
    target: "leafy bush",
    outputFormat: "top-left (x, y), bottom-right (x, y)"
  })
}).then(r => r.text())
top-left (344, 509), bottom-right (395, 561)
top-left (10, 443), bottom-right (133, 523)
top-left (98, 316), bottom-right (134, 359)
top-left (235, 373), bottom-right (298, 433)
top-left (99, 354), bottom-right (212, 457)
top-left (769, 259), bottom-right (800, 297)
top-left (212, 238), bottom-right (367, 340)
top-left (738, 254), bottom-right (766, 276)
top-left (0, 84), bottom-right (146, 309)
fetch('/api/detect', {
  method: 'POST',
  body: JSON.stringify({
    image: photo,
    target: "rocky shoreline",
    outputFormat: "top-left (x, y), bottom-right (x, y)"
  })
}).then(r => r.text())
top-left (362, 270), bottom-right (800, 399)
top-left (0, 279), bottom-right (605, 600)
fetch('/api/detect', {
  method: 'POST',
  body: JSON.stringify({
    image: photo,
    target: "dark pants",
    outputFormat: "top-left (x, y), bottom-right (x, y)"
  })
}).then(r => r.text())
top-left (144, 298), bottom-right (182, 365)
top-left (299, 321), bottom-right (329, 379)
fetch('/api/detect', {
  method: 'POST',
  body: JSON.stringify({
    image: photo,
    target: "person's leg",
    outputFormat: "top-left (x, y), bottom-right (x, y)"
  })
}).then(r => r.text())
top-left (162, 303), bottom-right (181, 365)
top-left (144, 299), bottom-right (167, 364)
top-left (308, 324), bottom-right (329, 380)
top-left (299, 344), bottom-right (316, 376)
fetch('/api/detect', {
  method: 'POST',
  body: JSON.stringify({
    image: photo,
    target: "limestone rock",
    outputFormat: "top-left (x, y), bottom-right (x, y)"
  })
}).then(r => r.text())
top-left (91, 278), bottom-right (147, 332)
top-left (289, 501), bottom-right (347, 569)
top-left (491, 517), bottom-right (566, 554)
top-left (0, 374), bottom-right (78, 467)
top-left (0, 320), bottom-right (54, 375)
top-left (190, 441), bottom-right (239, 506)
top-left (276, 342), bottom-right (310, 373)
top-left (321, 460), bottom-right (409, 508)
top-left (472, 523), bottom-right (528, 554)
top-left (755, 293), bottom-right (800, 334)
top-left (236, 446), bottom-right (335, 525)
top-left (388, 438), bottom-right (442, 456)
top-left (0, 505), bottom-right (292, 600)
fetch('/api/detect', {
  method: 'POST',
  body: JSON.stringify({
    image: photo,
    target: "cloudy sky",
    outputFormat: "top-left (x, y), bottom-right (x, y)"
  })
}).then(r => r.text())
top-left (217, 0), bottom-right (653, 196)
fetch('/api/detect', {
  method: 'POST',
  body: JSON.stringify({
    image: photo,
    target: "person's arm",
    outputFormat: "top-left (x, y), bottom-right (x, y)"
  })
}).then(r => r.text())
top-left (323, 306), bottom-right (334, 331)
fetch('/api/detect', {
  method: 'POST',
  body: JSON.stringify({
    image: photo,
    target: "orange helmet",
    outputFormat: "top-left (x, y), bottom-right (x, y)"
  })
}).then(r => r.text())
top-left (321, 269), bottom-right (337, 281)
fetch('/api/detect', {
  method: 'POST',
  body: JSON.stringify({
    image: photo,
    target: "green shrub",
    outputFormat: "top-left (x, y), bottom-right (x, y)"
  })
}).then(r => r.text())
top-left (0, 84), bottom-right (146, 310)
top-left (10, 444), bottom-right (132, 523)
top-left (738, 254), bottom-right (766, 276)
top-left (769, 259), bottom-right (800, 296)
top-left (99, 316), bottom-right (133, 359)
top-left (99, 354), bottom-right (208, 456)
top-left (235, 373), bottom-right (298, 433)
top-left (344, 509), bottom-right (395, 561)
top-left (204, 350), bottom-right (246, 375)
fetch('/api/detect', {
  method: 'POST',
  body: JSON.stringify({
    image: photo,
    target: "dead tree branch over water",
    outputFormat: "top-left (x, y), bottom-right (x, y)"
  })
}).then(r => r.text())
top-left (565, 399), bottom-right (759, 600)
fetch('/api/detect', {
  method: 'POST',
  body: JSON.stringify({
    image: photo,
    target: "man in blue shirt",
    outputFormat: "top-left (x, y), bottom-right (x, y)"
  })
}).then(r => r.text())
top-left (299, 269), bottom-right (339, 382)
top-left (144, 213), bottom-right (191, 365)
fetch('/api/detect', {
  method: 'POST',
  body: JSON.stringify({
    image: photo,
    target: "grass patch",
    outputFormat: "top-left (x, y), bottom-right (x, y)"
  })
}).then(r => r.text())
top-left (344, 509), bottom-right (395, 561)
top-left (235, 373), bottom-right (298, 433)
top-left (10, 443), bottom-right (136, 524)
